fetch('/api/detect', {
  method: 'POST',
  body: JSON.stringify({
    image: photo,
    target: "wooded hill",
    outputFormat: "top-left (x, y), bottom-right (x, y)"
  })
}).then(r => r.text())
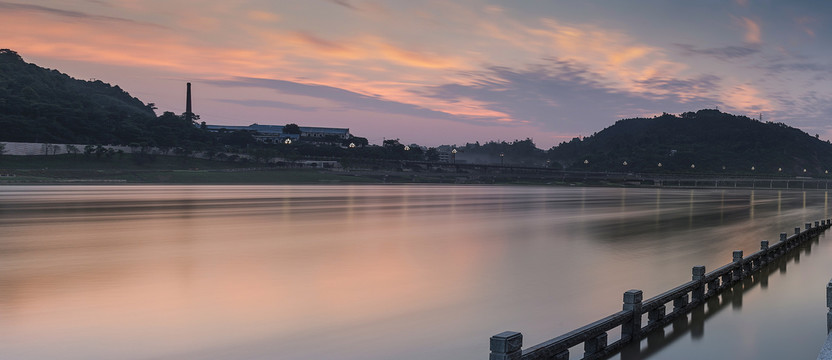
top-left (547, 109), bottom-right (832, 176)
top-left (0, 49), bottom-right (171, 144)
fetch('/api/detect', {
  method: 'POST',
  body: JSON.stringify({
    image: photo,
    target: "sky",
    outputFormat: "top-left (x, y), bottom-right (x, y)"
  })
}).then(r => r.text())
top-left (3, 0), bottom-right (832, 148)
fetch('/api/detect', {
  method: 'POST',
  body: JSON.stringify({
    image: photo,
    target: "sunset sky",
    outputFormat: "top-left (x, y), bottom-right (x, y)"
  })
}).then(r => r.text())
top-left (3, 0), bottom-right (832, 147)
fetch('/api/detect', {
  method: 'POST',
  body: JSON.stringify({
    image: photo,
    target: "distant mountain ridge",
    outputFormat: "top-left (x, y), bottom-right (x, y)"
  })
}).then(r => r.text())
top-left (0, 48), bottom-right (158, 144)
top-left (548, 109), bottom-right (832, 176)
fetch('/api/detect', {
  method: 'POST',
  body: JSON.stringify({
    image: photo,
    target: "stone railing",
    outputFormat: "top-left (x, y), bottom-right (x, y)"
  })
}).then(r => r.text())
top-left (490, 220), bottom-right (831, 360)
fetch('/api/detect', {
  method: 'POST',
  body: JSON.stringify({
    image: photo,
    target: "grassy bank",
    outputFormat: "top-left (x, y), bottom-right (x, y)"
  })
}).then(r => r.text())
top-left (0, 155), bottom-right (380, 184)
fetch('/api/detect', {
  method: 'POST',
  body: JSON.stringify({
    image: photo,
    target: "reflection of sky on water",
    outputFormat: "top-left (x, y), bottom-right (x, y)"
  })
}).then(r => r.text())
top-left (0, 185), bottom-right (830, 360)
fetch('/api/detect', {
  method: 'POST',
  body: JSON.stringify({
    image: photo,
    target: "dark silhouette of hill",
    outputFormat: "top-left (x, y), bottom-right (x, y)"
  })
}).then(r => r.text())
top-left (0, 49), bottom-right (164, 144)
top-left (548, 109), bottom-right (832, 176)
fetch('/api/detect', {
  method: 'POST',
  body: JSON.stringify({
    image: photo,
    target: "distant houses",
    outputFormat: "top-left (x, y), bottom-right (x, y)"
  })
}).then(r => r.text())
top-left (205, 124), bottom-right (351, 144)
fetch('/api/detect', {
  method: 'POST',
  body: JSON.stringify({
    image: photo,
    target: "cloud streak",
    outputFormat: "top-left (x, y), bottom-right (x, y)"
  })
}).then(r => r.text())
top-left (204, 77), bottom-right (503, 125)
top-left (675, 43), bottom-right (761, 60)
top-left (0, 1), bottom-right (163, 27)
top-left (419, 60), bottom-right (722, 133)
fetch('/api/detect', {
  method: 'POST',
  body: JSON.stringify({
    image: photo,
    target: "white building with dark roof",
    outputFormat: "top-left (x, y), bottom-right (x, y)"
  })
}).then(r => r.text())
top-left (205, 124), bottom-right (351, 144)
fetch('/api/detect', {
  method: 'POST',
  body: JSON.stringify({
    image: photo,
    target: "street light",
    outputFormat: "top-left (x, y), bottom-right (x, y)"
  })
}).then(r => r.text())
top-left (584, 159), bottom-right (589, 164)
top-left (404, 145), bottom-right (410, 151)
top-left (284, 138), bottom-right (292, 145)
top-left (657, 162), bottom-right (662, 167)
top-left (751, 166), bottom-right (755, 171)
top-left (623, 161), bottom-right (628, 166)
top-left (452, 148), bottom-right (457, 164)
top-left (349, 142), bottom-right (356, 148)
top-left (691, 164), bottom-right (695, 169)
top-left (500, 153), bottom-right (504, 166)
top-left (778, 167), bottom-right (782, 172)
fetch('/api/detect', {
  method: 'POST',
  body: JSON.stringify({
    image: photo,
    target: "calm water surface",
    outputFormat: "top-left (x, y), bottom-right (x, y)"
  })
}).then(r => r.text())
top-left (0, 185), bottom-right (830, 360)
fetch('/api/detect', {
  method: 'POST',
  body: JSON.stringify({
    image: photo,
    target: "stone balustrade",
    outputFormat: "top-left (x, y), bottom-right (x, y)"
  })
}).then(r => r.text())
top-left (491, 219), bottom-right (831, 360)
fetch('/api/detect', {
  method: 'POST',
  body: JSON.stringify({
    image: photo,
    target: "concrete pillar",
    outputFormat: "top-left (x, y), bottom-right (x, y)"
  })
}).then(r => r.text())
top-left (489, 331), bottom-right (522, 360)
top-left (733, 250), bottom-right (743, 281)
top-left (828, 279), bottom-right (832, 332)
top-left (761, 240), bottom-right (769, 266)
top-left (584, 333), bottom-right (608, 357)
top-left (692, 266), bottom-right (706, 301)
top-left (792, 228), bottom-right (800, 250)
top-left (722, 272), bottom-right (732, 288)
top-left (622, 290), bottom-right (643, 341)
top-left (707, 278), bottom-right (720, 295)
top-left (648, 306), bottom-right (666, 325)
top-left (673, 294), bottom-right (689, 312)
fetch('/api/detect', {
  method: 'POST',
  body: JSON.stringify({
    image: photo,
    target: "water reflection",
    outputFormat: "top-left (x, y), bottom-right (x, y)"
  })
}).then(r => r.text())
top-left (616, 233), bottom-right (817, 360)
top-left (617, 233), bottom-right (823, 360)
top-left (0, 186), bottom-right (830, 360)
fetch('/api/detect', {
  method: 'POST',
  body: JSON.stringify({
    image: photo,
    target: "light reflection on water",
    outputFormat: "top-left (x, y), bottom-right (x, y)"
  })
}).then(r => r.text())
top-left (0, 185), bottom-right (830, 360)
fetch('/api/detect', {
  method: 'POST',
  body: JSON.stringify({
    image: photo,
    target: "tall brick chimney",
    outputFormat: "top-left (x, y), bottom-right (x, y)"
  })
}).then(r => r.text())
top-left (185, 82), bottom-right (192, 122)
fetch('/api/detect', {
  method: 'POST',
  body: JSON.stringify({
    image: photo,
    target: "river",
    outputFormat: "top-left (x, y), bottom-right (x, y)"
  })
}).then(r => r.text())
top-left (0, 185), bottom-right (830, 360)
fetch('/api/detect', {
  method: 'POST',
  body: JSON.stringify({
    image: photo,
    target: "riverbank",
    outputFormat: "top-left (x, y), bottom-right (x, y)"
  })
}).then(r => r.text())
top-left (4, 155), bottom-right (832, 188)
top-left (0, 155), bottom-right (566, 185)
top-left (0, 155), bottom-right (380, 184)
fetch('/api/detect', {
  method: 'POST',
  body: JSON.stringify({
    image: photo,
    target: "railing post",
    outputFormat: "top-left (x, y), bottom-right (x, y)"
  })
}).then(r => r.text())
top-left (673, 294), bottom-right (689, 313)
top-left (828, 279), bottom-right (832, 332)
top-left (816, 221), bottom-right (820, 229)
top-left (648, 306), bottom-right (665, 325)
top-left (622, 290), bottom-right (643, 342)
top-left (490, 331), bottom-right (522, 360)
top-left (790, 230), bottom-right (798, 250)
top-left (760, 240), bottom-right (769, 266)
top-left (584, 333), bottom-right (608, 358)
top-left (707, 277), bottom-right (720, 296)
top-left (733, 250), bottom-right (743, 281)
top-left (692, 266), bottom-right (706, 302)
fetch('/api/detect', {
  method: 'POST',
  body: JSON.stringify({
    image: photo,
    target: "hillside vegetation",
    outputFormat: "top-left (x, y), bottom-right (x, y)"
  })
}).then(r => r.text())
top-left (0, 49), bottom-right (169, 144)
top-left (547, 110), bottom-right (832, 175)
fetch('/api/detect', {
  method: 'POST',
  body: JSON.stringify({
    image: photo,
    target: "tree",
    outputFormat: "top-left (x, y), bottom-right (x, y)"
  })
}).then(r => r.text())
top-left (425, 148), bottom-right (440, 162)
top-left (344, 136), bottom-right (368, 147)
top-left (65, 144), bottom-right (79, 156)
top-left (283, 123), bottom-right (301, 134)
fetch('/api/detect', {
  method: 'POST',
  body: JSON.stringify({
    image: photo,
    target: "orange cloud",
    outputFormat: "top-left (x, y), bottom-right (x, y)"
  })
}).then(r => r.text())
top-left (286, 31), bottom-right (361, 59)
top-left (375, 41), bottom-right (462, 69)
top-left (722, 83), bottom-right (773, 114)
top-left (739, 17), bottom-right (761, 43)
top-left (248, 11), bottom-right (281, 22)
